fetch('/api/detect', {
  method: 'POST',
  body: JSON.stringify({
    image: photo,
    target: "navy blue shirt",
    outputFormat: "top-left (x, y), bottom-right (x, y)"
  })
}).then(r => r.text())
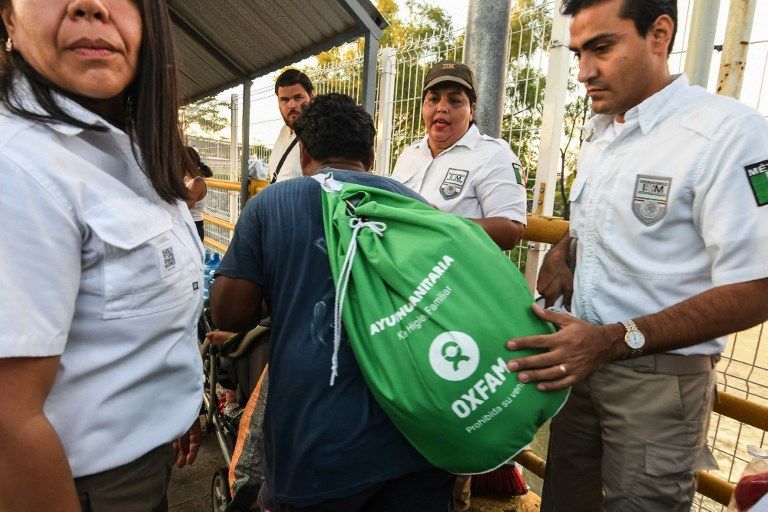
top-left (217, 170), bottom-right (432, 506)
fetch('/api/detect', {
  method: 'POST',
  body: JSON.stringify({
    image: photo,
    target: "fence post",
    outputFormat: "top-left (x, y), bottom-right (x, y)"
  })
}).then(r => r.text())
top-left (375, 47), bottom-right (397, 176)
top-left (524, 9), bottom-right (571, 292)
top-left (229, 94), bottom-right (240, 235)
top-left (716, 0), bottom-right (758, 98)
top-left (684, 0), bottom-right (720, 87)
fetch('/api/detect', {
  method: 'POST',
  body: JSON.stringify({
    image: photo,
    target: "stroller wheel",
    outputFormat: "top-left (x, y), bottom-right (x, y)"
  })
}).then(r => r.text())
top-left (211, 467), bottom-right (231, 512)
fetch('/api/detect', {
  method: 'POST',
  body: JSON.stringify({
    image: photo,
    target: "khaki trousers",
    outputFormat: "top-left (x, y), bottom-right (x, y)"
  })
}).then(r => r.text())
top-left (75, 443), bottom-right (174, 512)
top-left (541, 360), bottom-right (716, 512)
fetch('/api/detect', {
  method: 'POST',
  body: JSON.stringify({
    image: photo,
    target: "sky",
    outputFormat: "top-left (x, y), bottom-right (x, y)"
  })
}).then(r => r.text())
top-left (201, 0), bottom-right (767, 150)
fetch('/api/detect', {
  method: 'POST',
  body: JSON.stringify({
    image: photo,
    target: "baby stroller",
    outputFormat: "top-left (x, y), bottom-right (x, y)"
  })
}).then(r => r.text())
top-left (199, 308), bottom-right (271, 512)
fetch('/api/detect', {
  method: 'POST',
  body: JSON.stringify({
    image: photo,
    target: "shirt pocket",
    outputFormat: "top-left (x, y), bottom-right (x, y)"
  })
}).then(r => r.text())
top-left (85, 199), bottom-right (195, 320)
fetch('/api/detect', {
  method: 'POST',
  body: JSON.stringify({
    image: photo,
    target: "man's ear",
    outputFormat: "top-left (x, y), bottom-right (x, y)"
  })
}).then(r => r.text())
top-left (364, 148), bottom-right (375, 171)
top-left (299, 142), bottom-right (311, 175)
top-left (1, 6), bottom-right (15, 40)
top-left (649, 14), bottom-right (674, 56)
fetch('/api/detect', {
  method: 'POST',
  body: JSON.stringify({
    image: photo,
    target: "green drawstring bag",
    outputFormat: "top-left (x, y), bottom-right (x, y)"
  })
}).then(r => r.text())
top-left (315, 173), bottom-right (568, 474)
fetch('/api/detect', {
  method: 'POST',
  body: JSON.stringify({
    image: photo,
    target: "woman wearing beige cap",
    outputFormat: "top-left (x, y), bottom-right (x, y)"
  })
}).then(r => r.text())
top-left (390, 59), bottom-right (527, 251)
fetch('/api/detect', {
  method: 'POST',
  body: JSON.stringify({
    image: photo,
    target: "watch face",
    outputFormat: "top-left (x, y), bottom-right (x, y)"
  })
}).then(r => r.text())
top-left (626, 331), bottom-right (645, 349)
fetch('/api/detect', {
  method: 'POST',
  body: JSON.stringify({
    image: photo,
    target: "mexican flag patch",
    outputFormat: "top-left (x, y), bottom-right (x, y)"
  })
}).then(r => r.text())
top-left (745, 160), bottom-right (768, 207)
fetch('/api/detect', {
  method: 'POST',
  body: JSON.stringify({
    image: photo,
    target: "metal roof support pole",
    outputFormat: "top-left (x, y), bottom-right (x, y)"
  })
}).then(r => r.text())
top-left (240, 80), bottom-right (253, 211)
top-left (229, 94), bottom-right (241, 234)
top-left (684, 0), bottom-right (720, 87)
top-left (362, 31), bottom-right (380, 115)
top-left (374, 47), bottom-right (397, 176)
top-left (716, 0), bottom-right (757, 98)
top-left (464, 0), bottom-right (512, 138)
top-left (523, 9), bottom-right (571, 292)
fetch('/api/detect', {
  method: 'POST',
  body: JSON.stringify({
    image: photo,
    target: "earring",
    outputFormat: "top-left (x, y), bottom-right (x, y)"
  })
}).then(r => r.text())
top-left (4, 38), bottom-right (12, 52)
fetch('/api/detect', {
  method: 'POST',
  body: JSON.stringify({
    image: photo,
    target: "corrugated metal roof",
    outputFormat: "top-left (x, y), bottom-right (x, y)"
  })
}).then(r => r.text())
top-left (169, 0), bottom-right (387, 102)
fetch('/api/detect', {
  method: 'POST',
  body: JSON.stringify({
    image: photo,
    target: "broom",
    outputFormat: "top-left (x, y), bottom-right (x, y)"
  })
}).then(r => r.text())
top-left (470, 463), bottom-right (528, 496)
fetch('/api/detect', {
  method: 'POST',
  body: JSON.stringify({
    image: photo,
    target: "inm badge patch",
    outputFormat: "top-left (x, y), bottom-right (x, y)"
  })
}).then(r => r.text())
top-left (745, 160), bottom-right (768, 207)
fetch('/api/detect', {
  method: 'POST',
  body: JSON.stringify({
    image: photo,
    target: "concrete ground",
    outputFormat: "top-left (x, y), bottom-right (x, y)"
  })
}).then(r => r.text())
top-left (168, 431), bottom-right (227, 512)
top-left (167, 428), bottom-right (542, 512)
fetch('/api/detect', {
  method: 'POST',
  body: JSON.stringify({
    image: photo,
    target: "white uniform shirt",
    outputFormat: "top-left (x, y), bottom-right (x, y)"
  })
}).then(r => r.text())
top-left (569, 75), bottom-right (768, 355)
top-left (0, 82), bottom-right (204, 477)
top-left (268, 124), bottom-right (302, 183)
top-left (390, 124), bottom-right (527, 223)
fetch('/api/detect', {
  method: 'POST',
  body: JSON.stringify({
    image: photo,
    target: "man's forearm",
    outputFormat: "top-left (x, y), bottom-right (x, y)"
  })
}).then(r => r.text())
top-left (601, 277), bottom-right (768, 356)
top-left (546, 234), bottom-right (572, 267)
top-left (0, 415), bottom-right (80, 511)
top-left (470, 217), bottom-right (525, 250)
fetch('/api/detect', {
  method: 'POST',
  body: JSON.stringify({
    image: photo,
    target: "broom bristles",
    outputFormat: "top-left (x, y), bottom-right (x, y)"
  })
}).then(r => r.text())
top-left (470, 464), bottom-right (528, 496)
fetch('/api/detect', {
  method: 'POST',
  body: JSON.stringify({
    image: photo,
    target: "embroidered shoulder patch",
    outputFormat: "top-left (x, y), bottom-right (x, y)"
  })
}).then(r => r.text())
top-left (512, 163), bottom-right (526, 185)
top-left (745, 160), bottom-right (768, 207)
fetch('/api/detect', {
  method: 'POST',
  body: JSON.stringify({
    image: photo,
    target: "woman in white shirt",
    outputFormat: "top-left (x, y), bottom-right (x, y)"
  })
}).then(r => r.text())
top-left (185, 146), bottom-right (213, 241)
top-left (0, 1), bottom-right (204, 511)
top-left (390, 60), bottom-right (528, 251)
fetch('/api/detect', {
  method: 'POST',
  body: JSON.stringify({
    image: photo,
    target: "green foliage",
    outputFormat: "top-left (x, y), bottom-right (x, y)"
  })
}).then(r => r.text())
top-left (181, 96), bottom-right (229, 134)
top-left (554, 72), bottom-right (591, 219)
top-left (501, 0), bottom-right (552, 186)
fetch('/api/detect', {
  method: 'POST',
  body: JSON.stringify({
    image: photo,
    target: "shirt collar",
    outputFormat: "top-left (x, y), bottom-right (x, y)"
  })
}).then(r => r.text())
top-left (10, 76), bottom-right (124, 137)
top-left (584, 74), bottom-right (689, 138)
top-left (416, 123), bottom-right (481, 156)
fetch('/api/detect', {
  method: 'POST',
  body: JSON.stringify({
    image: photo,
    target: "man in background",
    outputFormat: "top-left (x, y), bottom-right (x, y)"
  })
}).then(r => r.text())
top-left (268, 69), bottom-right (314, 184)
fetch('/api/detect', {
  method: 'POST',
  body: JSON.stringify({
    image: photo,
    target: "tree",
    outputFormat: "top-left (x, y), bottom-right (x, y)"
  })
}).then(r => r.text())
top-left (181, 96), bottom-right (229, 135)
top-left (555, 79), bottom-right (590, 219)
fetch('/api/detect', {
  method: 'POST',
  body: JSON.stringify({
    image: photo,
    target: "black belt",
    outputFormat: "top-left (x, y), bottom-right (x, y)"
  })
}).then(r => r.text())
top-left (613, 353), bottom-right (719, 375)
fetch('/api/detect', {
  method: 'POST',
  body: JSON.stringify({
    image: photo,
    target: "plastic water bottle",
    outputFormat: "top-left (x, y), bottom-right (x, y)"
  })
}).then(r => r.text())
top-left (203, 252), bottom-right (221, 300)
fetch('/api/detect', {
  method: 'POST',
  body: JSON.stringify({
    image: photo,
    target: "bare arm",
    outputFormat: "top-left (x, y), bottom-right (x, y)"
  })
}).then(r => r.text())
top-left (535, 234), bottom-right (573, 308)
top-left (507, 277), bottom-right (768, 390)
top-left (210, 275), bottom-right (264, 333)
top-left (184, 177), bottom-right (207, 209)
top-left (0, 357), bottom-right (80, 511)
top-left (469, 217), bottom-right (525, 251)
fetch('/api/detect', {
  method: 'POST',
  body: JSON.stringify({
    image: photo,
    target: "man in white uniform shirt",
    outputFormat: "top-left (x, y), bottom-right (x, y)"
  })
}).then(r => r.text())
top-left (506, 0), bottom-right (768, 510)
top-left (391, 60), bottom-right (527, 251)
top-left (268, 69), bottom-right (314, 184)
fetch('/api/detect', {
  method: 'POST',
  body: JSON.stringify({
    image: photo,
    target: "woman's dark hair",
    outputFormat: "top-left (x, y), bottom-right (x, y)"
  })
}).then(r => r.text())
top-left (561, 0), bottom-right (677, 54)
top-left (274, 68), bottom-right (314, 96)
top-left (293, 93), bottom-right (375, 166)
top-left (187, 146), bottom-right (213, 178)
top-left (0, 0), bottom-right (192, 204)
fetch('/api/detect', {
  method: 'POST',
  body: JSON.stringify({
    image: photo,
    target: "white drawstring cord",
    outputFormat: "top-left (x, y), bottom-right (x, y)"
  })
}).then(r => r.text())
top-left (330, 217), bottom-right (387, 386)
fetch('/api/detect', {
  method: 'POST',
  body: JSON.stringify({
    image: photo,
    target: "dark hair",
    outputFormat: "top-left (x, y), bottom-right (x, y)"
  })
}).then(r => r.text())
top-left (274, 69), bottom-right (314, 96)
top-left (0, 0), bottom-right (191, 204)
top-left (561, 0), bottom-right (677, 54)
top-left (187, 147), bottom-right (213, 178)
top-left (293, 93), bottom-right (375, 165)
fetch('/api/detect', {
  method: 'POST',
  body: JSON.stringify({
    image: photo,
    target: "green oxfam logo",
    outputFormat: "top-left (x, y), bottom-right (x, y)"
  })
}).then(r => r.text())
top-left (429, 332), bottom-right (479, 381)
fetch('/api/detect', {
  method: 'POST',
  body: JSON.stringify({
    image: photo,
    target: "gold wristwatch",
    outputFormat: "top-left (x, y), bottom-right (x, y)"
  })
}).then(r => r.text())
top-left (620, 319), bottom-right (645, 359)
